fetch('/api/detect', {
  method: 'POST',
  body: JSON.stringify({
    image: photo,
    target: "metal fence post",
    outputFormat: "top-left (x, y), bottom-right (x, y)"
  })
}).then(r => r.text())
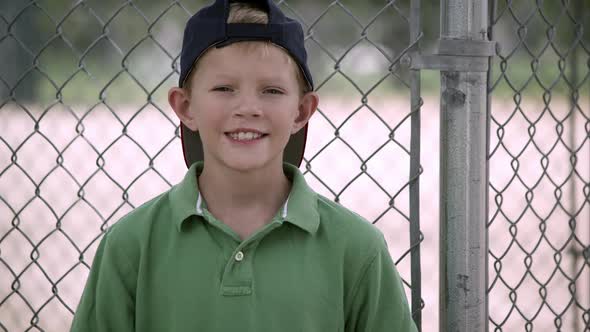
top-left (409, 0), bottom-right (423, 330)
top-left (439, 1), bottom-right (489, 331)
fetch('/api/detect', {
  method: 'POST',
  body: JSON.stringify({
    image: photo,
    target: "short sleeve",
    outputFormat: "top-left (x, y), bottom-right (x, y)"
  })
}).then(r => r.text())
top-left (344, 236), bottom-right (418, 332)
top-left (70, 228), bottom-right (137, 332)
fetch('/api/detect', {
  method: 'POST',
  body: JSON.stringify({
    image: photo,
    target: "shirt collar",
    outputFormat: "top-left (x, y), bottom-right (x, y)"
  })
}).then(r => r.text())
top-left (169, 162), bottom-right (202, 231)
top-left (170, 162), bottom-right (320, 234)
top-left (280, 163), bottom-right (320, 234)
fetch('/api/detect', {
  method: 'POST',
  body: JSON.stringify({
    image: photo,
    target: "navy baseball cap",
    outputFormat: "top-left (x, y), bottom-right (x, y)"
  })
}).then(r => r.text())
top-left (178, 0), bottom-right (314, 168)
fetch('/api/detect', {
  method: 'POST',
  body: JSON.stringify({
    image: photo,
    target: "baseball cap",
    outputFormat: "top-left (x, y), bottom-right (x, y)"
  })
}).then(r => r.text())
top-left (178, 0), bottom-right (314, 168)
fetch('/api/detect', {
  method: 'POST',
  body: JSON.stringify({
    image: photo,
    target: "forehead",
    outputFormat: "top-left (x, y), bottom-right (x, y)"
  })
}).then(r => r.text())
top-left (194, 42), bottom-right (298, 81)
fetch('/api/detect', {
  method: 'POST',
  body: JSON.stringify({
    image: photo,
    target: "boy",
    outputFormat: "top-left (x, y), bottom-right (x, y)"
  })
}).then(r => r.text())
top-left (70, 0), bottom-right (417, 331)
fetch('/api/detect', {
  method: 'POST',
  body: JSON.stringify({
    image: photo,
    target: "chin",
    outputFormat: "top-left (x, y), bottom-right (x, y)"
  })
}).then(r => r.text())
top-left (221, 156), bottom-right (278, 173)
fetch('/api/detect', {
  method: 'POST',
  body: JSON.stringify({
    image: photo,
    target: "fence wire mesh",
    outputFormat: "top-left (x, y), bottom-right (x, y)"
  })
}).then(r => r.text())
top-left (488, 0), bottom-right (590, 331)
top-left (0, 0), bottom-right (424, 331)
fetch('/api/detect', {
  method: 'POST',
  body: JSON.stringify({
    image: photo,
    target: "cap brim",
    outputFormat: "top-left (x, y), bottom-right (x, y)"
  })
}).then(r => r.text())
top-left (180, 123), bottom-right (308, 168)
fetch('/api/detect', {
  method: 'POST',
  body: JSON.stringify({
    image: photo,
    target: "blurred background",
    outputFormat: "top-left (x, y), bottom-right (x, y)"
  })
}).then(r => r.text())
top-left (0, 0), bottom-right (589, 331)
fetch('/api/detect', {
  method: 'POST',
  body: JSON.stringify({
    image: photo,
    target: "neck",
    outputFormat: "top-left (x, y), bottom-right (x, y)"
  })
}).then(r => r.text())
top-left (197, 161), bottom-right (291, 219)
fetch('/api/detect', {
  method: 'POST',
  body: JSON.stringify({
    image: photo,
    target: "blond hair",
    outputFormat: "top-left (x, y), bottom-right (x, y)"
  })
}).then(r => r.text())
top-left (183, 2), bottom-right (309, 93)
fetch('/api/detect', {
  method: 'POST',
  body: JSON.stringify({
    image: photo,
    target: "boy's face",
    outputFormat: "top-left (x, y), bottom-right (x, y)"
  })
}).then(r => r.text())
top-left (171, 42), bottom-right (318, 173)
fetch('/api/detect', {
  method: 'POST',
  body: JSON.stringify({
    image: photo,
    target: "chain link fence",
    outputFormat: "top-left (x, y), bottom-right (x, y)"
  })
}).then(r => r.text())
top-left (5, 0), bottom-right (588, 331)
top-left (488, 0), bottom-right (590, 331)
top-left (0, 0), bottom-right (425, 331)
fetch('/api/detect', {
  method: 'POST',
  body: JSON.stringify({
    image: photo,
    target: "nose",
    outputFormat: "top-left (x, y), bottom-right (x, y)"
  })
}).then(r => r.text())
top-left (233, 90), bottom-right (262, 118)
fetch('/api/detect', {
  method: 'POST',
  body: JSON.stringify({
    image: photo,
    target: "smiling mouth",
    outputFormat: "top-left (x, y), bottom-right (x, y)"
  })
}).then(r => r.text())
top-left (225, 131), bottom-right (269, 142)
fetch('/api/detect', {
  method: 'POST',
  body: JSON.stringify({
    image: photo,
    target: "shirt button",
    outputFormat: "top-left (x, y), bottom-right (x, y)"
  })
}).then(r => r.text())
top-left (235, 251), bottom-right (244, 262)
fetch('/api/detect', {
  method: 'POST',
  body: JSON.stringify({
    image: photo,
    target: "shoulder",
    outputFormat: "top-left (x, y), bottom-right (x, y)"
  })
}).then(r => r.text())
top-left (111, 191), bottom-right (169, 234)
top-left (103, 187), bottom-right (175, 255)
top-left (314, 194), bottom-right (388, 275)
top-left (315, 194), bottom-right (385, 247)
top-left (313, 194), bottom-right (396, 304)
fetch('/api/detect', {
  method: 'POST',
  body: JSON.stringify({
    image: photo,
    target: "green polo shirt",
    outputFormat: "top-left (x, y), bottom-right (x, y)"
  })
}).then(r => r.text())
top-left (71, 162), bottom-right (417, 332)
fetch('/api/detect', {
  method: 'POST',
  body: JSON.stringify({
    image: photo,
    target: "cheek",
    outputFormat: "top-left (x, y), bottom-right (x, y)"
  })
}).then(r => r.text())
top-left (192, 99), bottom-right (223, 121)
top-left (288, 103), bottom-right (301, 125)
top-left (276, 110), bottom-right (300, 135)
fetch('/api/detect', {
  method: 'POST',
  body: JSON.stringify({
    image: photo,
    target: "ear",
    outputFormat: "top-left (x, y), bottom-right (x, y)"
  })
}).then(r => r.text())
top-left (292, 91), bottom-right (319, 134)
top-left (168, 87), bottom-right (198, 131)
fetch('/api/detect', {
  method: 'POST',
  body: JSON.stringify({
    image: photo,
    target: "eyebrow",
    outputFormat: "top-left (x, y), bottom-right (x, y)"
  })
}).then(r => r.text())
top-left (211, 73), bottom-right (236, 80)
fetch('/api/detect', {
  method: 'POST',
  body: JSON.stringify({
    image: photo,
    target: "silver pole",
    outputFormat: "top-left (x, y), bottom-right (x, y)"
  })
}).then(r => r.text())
top-left (439, 1), bottom-right (489, 332)
top-left (409, 0), bottom-right (422, 330)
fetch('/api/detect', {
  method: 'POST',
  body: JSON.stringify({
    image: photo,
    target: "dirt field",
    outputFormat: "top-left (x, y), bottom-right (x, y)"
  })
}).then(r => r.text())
top-left (1, 95), bottom-right (588, 331)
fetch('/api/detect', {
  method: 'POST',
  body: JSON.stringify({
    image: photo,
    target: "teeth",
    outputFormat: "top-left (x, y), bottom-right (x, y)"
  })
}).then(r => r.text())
top-left (229, 132), bottom-right (262, 141)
